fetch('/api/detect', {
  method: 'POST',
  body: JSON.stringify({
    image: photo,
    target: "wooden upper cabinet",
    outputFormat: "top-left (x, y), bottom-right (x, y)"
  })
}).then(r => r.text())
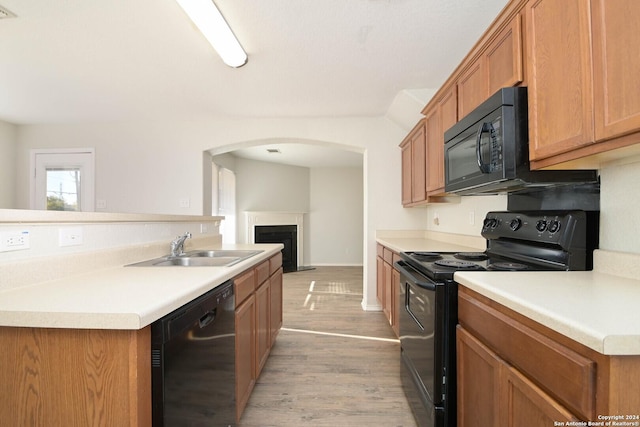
top-left (411, 124), bottom-right (427, 203)
top-left (457, 12), bottom-right (524, 120)
top-left (399, 119), bottom-right (427, 206)
top-left (525, 0), bottom-right (595, 162)
top-left (400, 140), bottom-right (412, 205)
top-left (426, 85), bottom-right (457, 195)
top-left (591, 0), bottom-right (640, 142)
top-left (486, 13), bottom-right (524, 95)
top-left (457, 59), bottom-right (487, 120)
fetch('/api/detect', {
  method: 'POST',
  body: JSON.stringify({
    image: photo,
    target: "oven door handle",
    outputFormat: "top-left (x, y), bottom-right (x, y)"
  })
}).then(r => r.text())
top-left (393, 261), bottom-right (436, 291)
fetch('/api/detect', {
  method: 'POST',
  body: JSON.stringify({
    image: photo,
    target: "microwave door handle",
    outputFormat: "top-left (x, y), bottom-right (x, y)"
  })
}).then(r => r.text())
top-left (476, 122), bottom-right (492, 173)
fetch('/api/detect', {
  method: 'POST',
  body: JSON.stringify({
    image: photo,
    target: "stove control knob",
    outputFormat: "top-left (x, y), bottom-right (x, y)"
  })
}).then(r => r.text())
top-left (536, 220), bottom-right (548, 232)
top-left (509, 218), bottom-right (522, 231)
top-left (483, 218), bottom-right (498, 229)
top-left (548, 220), bottom-right (561, 234)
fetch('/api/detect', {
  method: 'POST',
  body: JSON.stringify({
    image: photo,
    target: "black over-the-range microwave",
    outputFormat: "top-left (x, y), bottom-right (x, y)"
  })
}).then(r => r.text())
top-left (443, 87), bottom-right (598, 195)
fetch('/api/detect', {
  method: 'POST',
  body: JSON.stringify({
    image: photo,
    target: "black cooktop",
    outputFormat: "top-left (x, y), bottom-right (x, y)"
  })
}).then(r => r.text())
top-left (400, 210), bottom-right (599, 282)
top-left (401, 250), bottom-right (567, 281)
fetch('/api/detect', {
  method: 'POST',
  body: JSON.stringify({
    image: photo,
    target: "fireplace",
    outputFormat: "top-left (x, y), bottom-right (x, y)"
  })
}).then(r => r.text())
top-left (255, 225), bottom-right (297, 272)
top-left (245, 211), bottom-right (305, 273)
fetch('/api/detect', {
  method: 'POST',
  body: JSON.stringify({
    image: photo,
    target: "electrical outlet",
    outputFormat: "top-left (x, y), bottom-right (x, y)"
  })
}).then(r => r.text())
top-left (200, 223), bottom-right (209, 233)
top-left (179, 198), bottom-right (190, 208)
top-left (59, 227), bottom-right (83, 247)
top-left (0, 230), bottom-right (30, 252)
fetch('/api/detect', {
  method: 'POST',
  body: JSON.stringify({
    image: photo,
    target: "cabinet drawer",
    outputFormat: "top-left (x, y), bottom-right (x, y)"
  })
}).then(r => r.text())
top-left (377, 244), bottom-right (384, 258)
top-left (269, 252), bottom-right (283, 275)
top-left (234, 270), bottom-right (255, 307)
top-left (458, 289), bottom-right (595, 420)
top-left (255, 260), bottom-right (270, 286)
top-left (382, 248), bottom-right (394, 265)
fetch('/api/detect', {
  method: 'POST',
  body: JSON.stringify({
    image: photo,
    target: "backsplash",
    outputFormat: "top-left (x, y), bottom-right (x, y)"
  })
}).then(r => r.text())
top-left (599, 157), bottom-right (640, 254)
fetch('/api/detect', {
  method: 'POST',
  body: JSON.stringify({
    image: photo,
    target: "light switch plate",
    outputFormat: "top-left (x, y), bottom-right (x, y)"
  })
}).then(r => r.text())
top-left (59, 227), bottom-right (84, 247)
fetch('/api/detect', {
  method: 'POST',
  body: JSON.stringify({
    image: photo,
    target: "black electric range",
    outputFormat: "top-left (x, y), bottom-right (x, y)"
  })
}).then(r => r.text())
top-left (395, 210), bottom-right (599, 427)
top-left (401, 210), bottom-right (599, 281)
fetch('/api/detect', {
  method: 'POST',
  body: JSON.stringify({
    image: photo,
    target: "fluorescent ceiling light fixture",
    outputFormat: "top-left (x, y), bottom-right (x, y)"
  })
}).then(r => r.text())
top-left (175, 0), bottom-right (247, 68)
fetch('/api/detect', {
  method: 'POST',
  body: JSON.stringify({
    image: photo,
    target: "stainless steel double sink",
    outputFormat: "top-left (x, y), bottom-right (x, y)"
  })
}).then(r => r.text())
top-left (127, 249), bottom-right (263, 267)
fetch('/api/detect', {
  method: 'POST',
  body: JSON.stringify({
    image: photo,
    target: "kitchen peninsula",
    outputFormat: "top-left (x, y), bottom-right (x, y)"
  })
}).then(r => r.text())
top-left (0, 209), bottom-right (283, 426)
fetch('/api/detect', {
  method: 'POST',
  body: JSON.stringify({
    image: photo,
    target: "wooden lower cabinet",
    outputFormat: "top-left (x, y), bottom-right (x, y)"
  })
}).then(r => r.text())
top-left (255, 279), bottom-right (270, 376)
top-left (234, 253), bottom-right (283, 422)
top-left (457, 286), bottom-right (640, 426)
top-left (376, 244), bottom-right (400, 337)
top-left (0, 327), bottom-right (151, 426)
top-left (0, 252), bottom-right (283, 426)
top-left (456, 326), bottom-right (502, 427)
top-left (235, 293), bottom-right (256, 422)
top-left (270, 267), bottom-right (283, 343)
top-left (457, 326), bottom-right (579, 427)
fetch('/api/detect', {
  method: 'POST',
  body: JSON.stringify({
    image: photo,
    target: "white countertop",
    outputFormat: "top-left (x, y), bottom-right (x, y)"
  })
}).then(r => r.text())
top-left (376, 237), bottom-right (483, 254)
top-left (455, 270), bottom-right (640, 356)
top-left (0, 244), bottom-right (283, 330)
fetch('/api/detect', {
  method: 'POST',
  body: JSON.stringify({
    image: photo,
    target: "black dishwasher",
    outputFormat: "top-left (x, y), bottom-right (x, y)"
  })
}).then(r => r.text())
top-left (151, 280), bottom-right (235, 426)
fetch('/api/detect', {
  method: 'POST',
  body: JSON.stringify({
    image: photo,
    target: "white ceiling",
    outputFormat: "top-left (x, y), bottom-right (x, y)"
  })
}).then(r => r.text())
top-left (0, 0), bottom-right (509, 166)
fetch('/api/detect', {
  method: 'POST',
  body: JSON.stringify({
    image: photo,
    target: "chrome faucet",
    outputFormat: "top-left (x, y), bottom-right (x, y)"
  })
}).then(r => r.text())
top-left (170, 232), bottom-right (192, 257)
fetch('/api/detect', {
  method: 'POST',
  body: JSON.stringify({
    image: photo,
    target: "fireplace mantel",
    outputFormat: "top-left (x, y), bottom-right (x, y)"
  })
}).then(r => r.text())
top-left (245, 211), bottom-right (305, 269)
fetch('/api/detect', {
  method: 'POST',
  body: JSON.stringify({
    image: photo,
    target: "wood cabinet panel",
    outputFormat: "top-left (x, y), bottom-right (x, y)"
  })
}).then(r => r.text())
top-left (255, 260), bottom-right (270, 287)
top-left (255, 280), bottom-right (270, 377)
top-left (457, 326), bottom-right (503, 427)
top-left (425, 86), bottom-right (457, 195)
top-left (486, 13), bottom-right (523, 94)
top-left (270, 267), bottom-right (283, 343)
top-left (377, 245), bottom-right (399, 337)
top-left (383, 261), bottom-right (393, 324)
top-left (235, 294), bottom-right (256, 421)
top-left (458, 290), bottom-right (595, 420)
top-left (0, 327), bottom-right (151, 427)
top-left (592, 0), bottom-right (640, 142)
top-left (457, 60), bottom-right (487, 120)
top-left (502, 365), bottom-right (580, 427)
top-left (411, 124), bottom-right (427, 203)
top-left (376, 256), bottom-right (384, 308)
top-left (399, 119), bottom-right (428, 206)
top-left (235, 269), bottom-right (255, 307)
top-left (400, 141), bottom-right (412, 205)
top-left (525, 0), bottom-right (595, 161)
top-left (269, 252), bottom-right (283, 276)
top-left (391, 267), bottom-right (400, 337)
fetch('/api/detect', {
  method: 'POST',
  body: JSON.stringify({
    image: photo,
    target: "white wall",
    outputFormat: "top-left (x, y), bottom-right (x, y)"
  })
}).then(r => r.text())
top-left (599, 157), bottom-right (640, 254)
top-left (13, 116), bottom-right (428, 310)
top-left (426, 195), bottom-right (507, 235)
top-left (0, 120), bottom-right (17, 208)
top-left (309, 167), bottom-right (363, 266)
top-left (234, 157), bottom-right (310, 249)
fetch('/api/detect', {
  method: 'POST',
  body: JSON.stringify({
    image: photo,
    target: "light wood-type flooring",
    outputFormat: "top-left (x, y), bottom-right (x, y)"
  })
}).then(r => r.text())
top-left (239, 266), bottom-right (417, 426)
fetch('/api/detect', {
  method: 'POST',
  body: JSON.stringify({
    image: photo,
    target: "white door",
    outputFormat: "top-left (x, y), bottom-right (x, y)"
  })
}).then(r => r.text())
top-left (31, 149), bottom-right (95, 211)
top-left (218, 167), bottom-right (236, 243)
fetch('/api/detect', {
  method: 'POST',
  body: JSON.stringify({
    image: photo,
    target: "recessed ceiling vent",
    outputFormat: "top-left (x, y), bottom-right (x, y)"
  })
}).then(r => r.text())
top-left (0, 5), bottom-right (16, 19)
top-left (266, 148), bottom-right (281, 154)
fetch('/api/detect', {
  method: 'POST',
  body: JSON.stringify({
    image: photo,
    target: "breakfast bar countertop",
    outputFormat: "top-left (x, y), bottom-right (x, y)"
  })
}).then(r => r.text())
top-left (0, 243), bottom-right (283, 331)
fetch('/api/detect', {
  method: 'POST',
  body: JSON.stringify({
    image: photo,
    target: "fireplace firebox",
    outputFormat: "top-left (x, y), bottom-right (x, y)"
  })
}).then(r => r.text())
top-left (254, 225), bottom-right (297, 273)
